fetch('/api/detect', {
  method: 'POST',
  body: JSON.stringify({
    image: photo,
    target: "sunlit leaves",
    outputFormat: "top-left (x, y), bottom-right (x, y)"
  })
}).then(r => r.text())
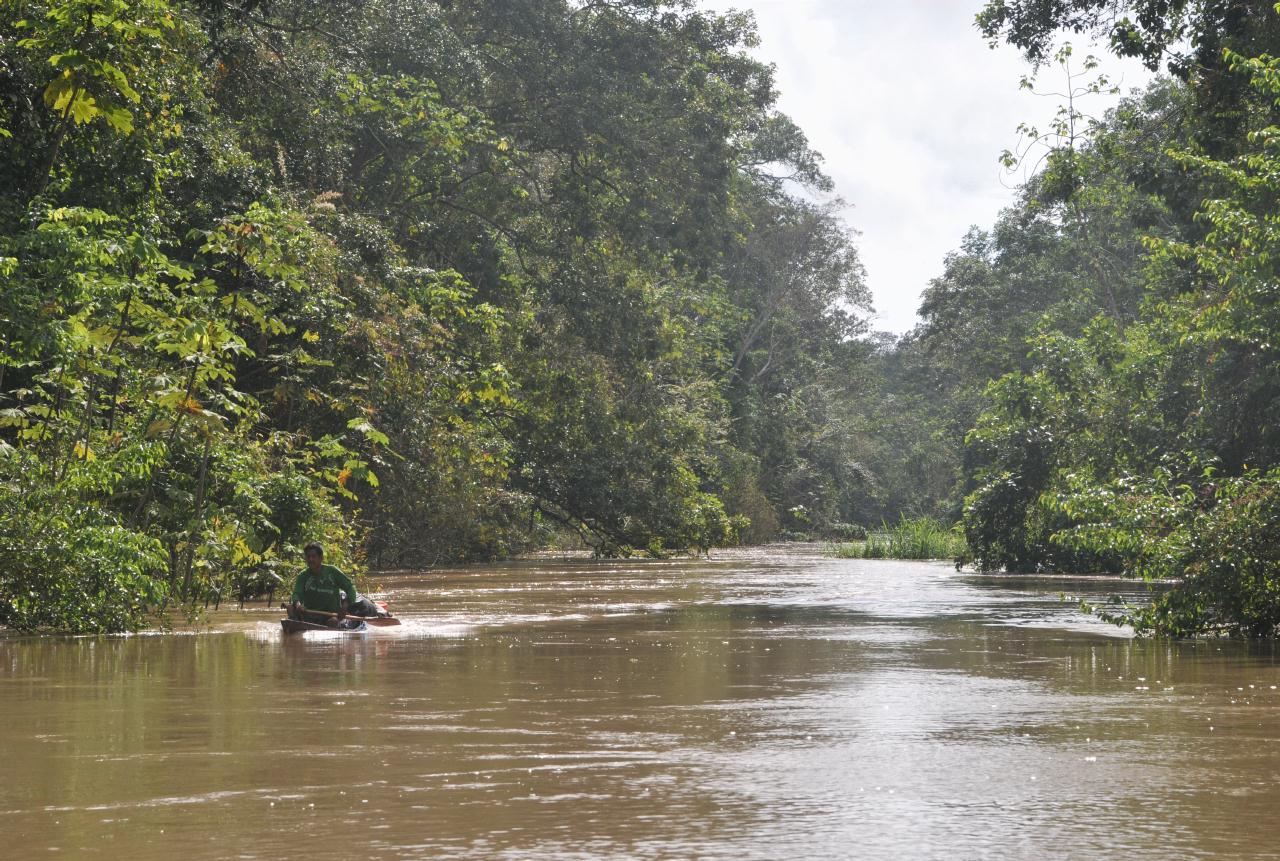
top-left (347, 417), bottom-right (389, 447)
top-left (17, 0), bottom-right (186, 137)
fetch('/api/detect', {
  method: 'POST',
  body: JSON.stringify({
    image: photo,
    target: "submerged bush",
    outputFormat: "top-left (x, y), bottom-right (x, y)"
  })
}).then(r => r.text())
top-left (0, 455), bottom-right (168, 633)
top-left (1057, 467), bottom-right (1280, 637)
top-left (824, 522), bottom-right (868, 541)
top-left (828, 516), bottom-right (963, 560)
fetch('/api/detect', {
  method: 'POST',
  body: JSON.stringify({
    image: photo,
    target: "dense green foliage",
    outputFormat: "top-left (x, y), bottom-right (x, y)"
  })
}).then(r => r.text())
top-left (861, 1), bottom-right (1280, 635)
top-left (0, 0), bottom-right (876, 630)
top-left (10, 0), bottom-right (1280, 637)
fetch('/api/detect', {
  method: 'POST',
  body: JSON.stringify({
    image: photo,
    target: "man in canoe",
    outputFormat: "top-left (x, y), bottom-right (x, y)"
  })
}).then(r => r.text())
top-left (288, 542), bottom-right (386, 626)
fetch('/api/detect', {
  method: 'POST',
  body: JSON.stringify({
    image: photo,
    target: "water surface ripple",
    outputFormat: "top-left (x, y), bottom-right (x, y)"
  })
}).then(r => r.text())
top-left (4, 547), bottom-right (1280, 859)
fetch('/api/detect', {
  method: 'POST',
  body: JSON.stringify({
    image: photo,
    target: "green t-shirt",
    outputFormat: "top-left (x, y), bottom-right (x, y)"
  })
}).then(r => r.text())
top-left (291, 564), bottom-right (358, 614)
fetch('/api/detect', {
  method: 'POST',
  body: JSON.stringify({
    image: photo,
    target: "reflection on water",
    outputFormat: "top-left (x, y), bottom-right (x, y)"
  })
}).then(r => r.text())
top-left (4, 547), bottom-right (1280, 859)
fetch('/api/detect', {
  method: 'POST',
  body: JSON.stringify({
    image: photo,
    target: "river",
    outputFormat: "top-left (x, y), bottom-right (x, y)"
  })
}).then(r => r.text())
top-left (4, 546), bottom-right (1280, 859)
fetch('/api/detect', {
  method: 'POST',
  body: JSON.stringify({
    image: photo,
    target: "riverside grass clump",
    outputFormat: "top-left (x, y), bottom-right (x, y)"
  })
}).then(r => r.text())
top-left (828, 517), bottom-right (965, 561)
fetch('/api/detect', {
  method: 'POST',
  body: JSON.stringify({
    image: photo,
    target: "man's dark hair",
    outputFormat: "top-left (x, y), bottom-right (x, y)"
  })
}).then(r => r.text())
top-left (303, 541), bottom-right (324, 559)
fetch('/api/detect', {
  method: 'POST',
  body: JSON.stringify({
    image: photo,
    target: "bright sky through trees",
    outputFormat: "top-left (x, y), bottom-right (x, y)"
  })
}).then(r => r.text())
top-left (705, 0), bottom-right (1153, 332)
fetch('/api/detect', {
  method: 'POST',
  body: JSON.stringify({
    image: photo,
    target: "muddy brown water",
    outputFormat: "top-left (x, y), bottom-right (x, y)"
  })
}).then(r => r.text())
top-left (4, 546), bottom-right (1280, 860)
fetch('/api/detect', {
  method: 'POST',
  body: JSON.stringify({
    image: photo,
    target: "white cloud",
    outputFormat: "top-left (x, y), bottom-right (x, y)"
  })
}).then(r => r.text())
top-left (702, 0), bottom-right (1153, 332)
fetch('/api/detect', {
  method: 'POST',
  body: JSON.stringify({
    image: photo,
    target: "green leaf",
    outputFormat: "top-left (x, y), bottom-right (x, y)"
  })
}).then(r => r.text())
top-left (347, 418), bottom-right (390, 447)
top-left (101, 106), bottom-right (134, 134)
top-left (66, 91), bottom-right (101, 125)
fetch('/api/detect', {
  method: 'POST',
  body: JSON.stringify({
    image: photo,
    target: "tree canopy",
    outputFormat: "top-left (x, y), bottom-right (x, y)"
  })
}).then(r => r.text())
top-left (867, 0), bottom-right (1280, 636)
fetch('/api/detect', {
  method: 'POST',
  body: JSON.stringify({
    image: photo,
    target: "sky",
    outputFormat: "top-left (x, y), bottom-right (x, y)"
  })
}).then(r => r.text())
top-left (702, 0), bottom-right (1154, 333)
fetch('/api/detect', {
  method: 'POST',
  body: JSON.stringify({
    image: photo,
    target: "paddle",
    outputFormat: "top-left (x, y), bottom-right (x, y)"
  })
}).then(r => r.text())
top-left (282, 605), bottom-right (402, 627)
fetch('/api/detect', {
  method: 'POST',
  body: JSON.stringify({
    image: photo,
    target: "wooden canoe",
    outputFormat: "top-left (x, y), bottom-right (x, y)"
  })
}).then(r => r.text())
top-left (278, 604), bottom-right (402, 627)
top-left (280, 618), bottom-right (368, 634)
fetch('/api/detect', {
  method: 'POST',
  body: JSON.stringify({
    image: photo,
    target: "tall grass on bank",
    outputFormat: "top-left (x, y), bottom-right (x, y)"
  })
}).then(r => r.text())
top-left (827, 517), bottom-right (965, 561)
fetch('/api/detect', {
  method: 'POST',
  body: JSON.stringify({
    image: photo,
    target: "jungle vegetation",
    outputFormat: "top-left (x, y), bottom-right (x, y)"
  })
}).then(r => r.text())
top-left (900, 0), bottom-right (1280, 635)
top-left (4, 0), bottom-right (1280, 637)
top-left (0, 0), bottom-right (876, 631)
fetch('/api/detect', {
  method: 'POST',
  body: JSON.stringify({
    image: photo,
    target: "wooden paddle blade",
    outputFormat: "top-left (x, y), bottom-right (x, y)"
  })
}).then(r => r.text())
top-left (279, 602), bottom-right (398, 625)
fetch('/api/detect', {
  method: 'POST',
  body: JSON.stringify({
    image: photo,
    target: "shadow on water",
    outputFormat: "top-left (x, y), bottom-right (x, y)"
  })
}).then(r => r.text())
top-left (3, 548), bottom-right (1280, 859)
